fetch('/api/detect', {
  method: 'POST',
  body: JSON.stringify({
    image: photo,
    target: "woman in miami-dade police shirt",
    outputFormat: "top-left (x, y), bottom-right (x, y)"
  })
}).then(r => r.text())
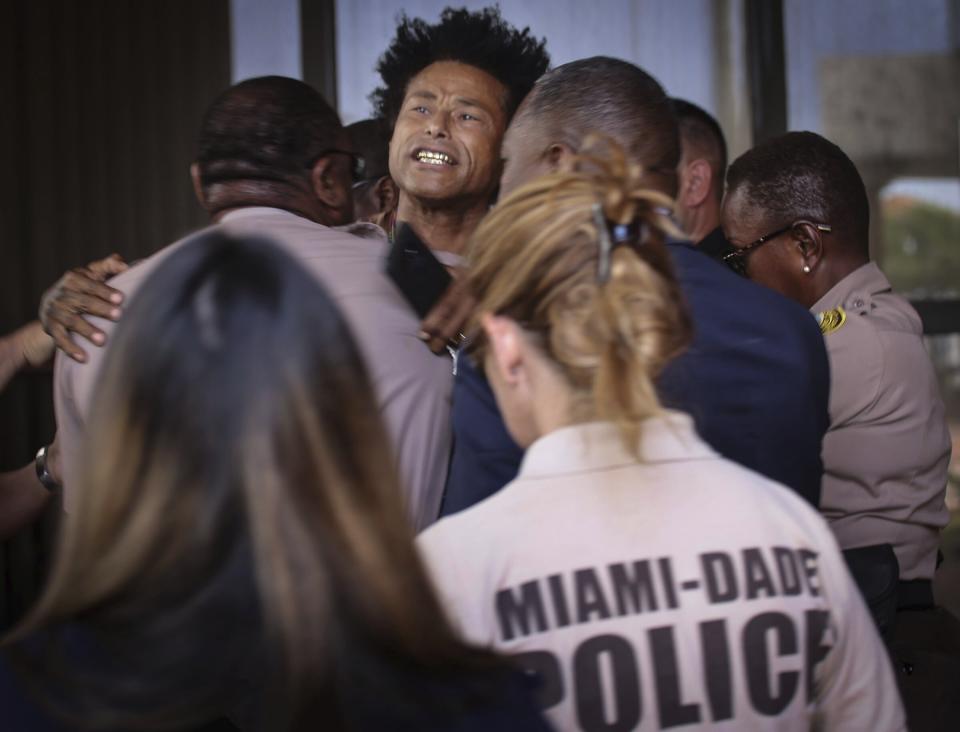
top-left (417, 151), bottom-right (904, 732)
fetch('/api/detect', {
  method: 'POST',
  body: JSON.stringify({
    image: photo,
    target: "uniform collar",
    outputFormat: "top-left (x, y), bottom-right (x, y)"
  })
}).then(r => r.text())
top-left (517, 412), bottom-right (716, 480)
top-left (220, 211), bottom-right (468, 269)
top-left (812, 262), bottom-right (891, 315)
top-left (219, 206), bottom-right (313, 224)
top-left (338, 221), bottom-right (388, 240)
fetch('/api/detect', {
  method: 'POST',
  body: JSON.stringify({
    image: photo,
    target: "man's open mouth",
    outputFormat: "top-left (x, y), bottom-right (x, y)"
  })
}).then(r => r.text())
top-left (414, 148), bottom-right (456, 166)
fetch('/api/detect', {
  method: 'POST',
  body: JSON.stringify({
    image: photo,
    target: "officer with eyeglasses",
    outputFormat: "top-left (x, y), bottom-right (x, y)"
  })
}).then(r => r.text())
top-left (723, 130), bottom-right (958, 730)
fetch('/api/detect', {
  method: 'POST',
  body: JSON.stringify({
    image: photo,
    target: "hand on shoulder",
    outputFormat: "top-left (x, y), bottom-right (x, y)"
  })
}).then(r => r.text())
top-left (39, 254), bottom-right (129, 362)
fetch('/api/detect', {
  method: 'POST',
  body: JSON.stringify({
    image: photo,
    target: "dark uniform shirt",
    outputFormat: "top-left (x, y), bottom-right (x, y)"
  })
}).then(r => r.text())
top-left (441, 241), bottom-right (831, 517)
top-left (696, 226), bottom-right (731, 262)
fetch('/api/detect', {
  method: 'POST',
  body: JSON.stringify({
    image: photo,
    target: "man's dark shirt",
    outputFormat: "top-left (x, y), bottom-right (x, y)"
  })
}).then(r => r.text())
top-left (697, 226), bottom-right (731, 261)
top-left (440, 241), bottom-right (830, 517)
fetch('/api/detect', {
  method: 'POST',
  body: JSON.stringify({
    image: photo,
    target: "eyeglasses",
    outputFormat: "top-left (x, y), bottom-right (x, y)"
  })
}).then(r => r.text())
top-left (722, 222), bottom-right (831, 277)
top-left (309, 149), bottom-right (367, 183)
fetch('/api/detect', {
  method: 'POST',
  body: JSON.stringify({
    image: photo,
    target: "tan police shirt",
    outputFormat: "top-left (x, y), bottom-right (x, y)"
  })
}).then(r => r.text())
top-left (418, 415), bottom-right (905, 732)
top-left (54, 207), bottom-right (453, 531)
top-left (812, 262), bottom-right (951, 580)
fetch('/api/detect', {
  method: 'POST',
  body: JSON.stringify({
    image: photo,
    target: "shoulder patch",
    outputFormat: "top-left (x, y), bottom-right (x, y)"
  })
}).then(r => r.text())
top-left (817, 307), bottom-right (846, 335)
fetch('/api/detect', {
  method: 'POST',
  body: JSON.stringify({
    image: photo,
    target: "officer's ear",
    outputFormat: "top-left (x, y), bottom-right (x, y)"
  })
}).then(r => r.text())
top-left (310, 154), bottom-right (354, 225)
top-left (190, 163), bottom-right (207, 209)
top-left (793, 221), bottom-right (827, 274)
top-left (549, 142), bottom-right (577, 174)
top-left (679, 158), bottom-right (713, 209)
top-left (373, 175), bottom-right (399, 214)
top-left (482, 313), bottom-right (527, 390)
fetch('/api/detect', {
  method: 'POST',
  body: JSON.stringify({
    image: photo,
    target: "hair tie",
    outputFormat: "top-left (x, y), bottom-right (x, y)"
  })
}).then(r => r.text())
top-left (593, 203), bottom-right (614, 284)
top-left (594, 203), bottom-right (644, 283)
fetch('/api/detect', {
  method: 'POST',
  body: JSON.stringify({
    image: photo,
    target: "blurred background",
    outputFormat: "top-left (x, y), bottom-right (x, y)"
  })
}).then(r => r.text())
top-left (1, 0), bottom-right (958, 622)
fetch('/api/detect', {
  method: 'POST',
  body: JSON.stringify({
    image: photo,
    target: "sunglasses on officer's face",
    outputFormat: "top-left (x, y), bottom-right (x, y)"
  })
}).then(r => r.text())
top-left (722, 222), bottom-right (832, 277)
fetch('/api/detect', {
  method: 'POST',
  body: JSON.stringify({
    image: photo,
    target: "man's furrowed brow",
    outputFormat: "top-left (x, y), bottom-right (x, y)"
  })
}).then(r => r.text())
top-left (455, 97), bottom-right (487, 108)
top-left (408, 90), bottom-right (438, 101)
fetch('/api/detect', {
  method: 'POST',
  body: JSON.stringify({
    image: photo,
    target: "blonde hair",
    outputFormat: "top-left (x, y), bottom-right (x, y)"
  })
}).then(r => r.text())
top-left (468, 141), bottom-right (692, 455)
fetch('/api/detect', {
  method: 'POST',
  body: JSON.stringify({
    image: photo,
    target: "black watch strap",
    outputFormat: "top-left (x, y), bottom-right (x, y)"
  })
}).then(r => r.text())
top-left (35, 445), bottom-right (61, 492)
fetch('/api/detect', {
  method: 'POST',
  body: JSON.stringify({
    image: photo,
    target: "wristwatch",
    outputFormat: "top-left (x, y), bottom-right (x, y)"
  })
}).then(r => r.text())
top-left (35, 445), bottom-right (62, 492)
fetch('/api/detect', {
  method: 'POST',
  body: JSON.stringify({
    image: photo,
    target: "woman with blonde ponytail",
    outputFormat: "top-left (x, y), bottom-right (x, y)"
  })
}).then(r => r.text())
top-left (418, 147), bottom-right (904, 732)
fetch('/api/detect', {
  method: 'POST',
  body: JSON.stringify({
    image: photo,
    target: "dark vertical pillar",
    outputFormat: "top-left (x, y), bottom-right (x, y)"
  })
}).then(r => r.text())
top-left (301, 0), bottom-right (338, 108)
top-left (745, 0), bottom-right (787, 144)
top-left (0, 0), bottom-right (232, 629)
top-left (948, 0), bottom-right (960, 51)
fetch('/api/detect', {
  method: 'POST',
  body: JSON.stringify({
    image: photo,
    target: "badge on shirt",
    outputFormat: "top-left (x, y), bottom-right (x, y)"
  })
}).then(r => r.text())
top-left (817, 307), bottom-right (846, 335)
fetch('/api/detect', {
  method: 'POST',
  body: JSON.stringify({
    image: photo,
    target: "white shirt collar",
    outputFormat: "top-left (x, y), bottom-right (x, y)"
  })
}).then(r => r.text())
top-left (518, 411), bottom-right (717, 480)
top-left (218, 206), bottom-right (310, 224)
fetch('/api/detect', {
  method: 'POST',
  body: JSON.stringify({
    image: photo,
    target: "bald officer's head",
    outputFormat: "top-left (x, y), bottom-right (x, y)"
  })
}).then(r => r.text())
top-left (498, 56), bottom-right (681, 200)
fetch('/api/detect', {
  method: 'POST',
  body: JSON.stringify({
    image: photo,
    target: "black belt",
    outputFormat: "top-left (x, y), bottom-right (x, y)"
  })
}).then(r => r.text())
top-left (897, 579), bottom-right (934, 610)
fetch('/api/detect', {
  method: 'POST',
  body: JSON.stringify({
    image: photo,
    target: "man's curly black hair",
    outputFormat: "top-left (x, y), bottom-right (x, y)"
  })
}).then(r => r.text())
top-left (370, 6), bottom-right (550, 127)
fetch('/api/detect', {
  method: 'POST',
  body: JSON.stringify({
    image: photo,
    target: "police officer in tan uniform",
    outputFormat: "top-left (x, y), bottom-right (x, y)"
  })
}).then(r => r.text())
top-left (45, 77), bottom-right (457, 532)
top-left (809, 263), bottom-right (949, 586)
top-left (722, 130), bottom-right (958, 731)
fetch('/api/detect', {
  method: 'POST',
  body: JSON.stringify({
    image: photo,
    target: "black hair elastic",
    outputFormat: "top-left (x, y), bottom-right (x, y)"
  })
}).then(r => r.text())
top-left (593, 203), bottom-right (644, 283)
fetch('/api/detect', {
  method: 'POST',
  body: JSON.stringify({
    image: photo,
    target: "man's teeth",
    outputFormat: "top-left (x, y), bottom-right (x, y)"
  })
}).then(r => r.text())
top-left (417, 150), bottom-right (452, 165)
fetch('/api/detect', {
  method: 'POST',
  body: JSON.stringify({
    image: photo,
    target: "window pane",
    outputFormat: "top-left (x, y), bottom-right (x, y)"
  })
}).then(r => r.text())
top-left (927, 334), bottom-right (960, 615)
top-left (880, 178), bottom-right (960, 298)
